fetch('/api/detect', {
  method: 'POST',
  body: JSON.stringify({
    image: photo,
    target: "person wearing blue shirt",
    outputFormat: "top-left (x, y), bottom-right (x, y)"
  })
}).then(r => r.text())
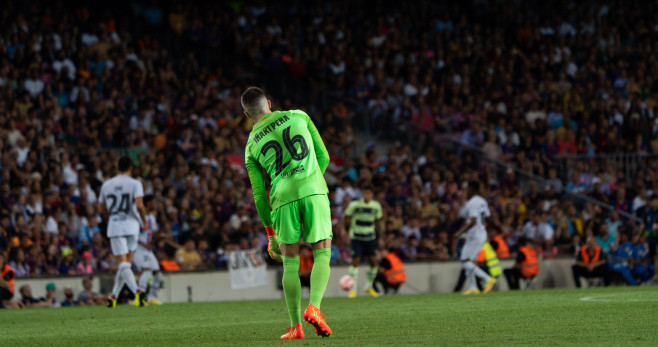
top-left (607, 231), bottom-right (635, 285)
top-left (630, 234), bottom-right (655, 284)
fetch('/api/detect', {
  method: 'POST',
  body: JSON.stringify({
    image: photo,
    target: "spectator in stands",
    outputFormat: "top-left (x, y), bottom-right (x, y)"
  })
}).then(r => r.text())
top-left (572, 238), bottom-right (609, 288)
top-left (58, 248), bottom-right (77, 275)
top-left (176, 239), bottom-right (202, 270)
top-left (595, 224), bottom-right (615, 255)
top-left (607, 231), bottom-right (636, 286)
top-left (44, 283), bottom-right (60, 307)
top-left (61, 286), bottom-right (79, 307)
top-left (8, 248), bottom-right (29, 277)
top-left (19, 285), bottom-right (52, 308)
top-left (77, 276), bottom-right (105, 306)
top-left (630, 234), bottom-right (655, 284)
top-left (503, 237), bottom-right (539, 290)
top-left (521, 210), bottom-right (555, 251)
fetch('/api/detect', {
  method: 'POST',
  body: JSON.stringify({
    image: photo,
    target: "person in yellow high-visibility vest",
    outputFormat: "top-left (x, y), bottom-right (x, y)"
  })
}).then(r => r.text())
top-left (476, 242), bottom-right (501, 278)
top-left (454, 241), bottom-right (501, 292)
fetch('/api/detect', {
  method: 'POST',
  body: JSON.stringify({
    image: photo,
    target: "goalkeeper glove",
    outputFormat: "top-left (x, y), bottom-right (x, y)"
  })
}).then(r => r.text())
top-left (264, 226), bottom-right (282, 261)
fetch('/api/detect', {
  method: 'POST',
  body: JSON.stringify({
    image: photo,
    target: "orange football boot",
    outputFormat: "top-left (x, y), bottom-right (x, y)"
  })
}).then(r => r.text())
top-left (303, 303), bottom-right (332, 338)
top-left (280, 323), bottom-right (305, 340)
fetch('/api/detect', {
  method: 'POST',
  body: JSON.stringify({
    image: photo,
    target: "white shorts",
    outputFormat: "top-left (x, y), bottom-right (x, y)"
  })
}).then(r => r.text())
top-left (460, 230), bottom-right (487, 261)
top-left (110, 235), bottom-right (138, 256)
top-left (133, 248), bottom-right (160, 271)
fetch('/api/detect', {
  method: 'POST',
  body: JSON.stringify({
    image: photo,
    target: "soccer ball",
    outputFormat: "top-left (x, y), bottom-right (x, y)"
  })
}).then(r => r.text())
top-left (339, 275), bottom-right (355, 291)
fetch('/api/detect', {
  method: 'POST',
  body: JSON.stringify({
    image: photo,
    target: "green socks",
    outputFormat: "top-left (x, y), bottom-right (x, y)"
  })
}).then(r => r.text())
top-left (310, 248), bottom-right (331, 308)
top-left (367, 266), bottom-right (377, 289)
top-left (282, 249), bottom-right (331, 326)
top-left (349, 265), bottom-right (359, 286)
top-left (282, 256), bottom-right (302, 326)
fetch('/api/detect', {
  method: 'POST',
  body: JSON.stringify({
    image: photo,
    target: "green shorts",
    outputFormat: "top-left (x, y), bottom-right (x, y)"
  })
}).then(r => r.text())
top-left (272, 194), bottom-right (333, 244)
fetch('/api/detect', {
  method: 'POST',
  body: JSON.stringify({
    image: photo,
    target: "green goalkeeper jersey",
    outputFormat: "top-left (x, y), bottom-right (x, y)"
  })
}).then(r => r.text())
top-left (245, 110), bottom-right (330, 227)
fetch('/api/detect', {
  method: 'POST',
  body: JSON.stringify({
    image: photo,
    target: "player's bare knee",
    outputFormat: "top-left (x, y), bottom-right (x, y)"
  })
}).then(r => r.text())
top-left (312, 238), bottom-right (331, 250)
top-left (281, 242), bottom-right (300, 257)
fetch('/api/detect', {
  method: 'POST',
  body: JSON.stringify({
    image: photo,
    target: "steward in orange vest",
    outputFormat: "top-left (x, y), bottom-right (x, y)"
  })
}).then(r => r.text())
top-left (491, 234), bottom-right (510, 259)
top-left (1, 252), bottom-right (16, 307)
top-left (571, 239), bottom-right (609, 288)
top-left (503, 237), bottom-right (539, 290)
top-left (299, 245), bottom-right (314, 287)
top-left (160, 259), bottom-right (180, 272)
top-left (373, 249), bottom-right (406, 295)
top-left (519, 246), bottom-right (539, 278)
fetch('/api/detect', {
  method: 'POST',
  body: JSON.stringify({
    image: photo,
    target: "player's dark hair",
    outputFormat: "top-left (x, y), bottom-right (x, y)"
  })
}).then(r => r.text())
top-left (241, 87), bottom-right (266, 110)
top-left (468, 180), bottom-right (480, 192)
top-left (143, 194), bottom-right (155, 206)
top-left (518, 237), bottom-right (528, 246)
top-left (361, 184), bottom-right (373, 192)
top-left (118, 156), bottom-right (133, 172)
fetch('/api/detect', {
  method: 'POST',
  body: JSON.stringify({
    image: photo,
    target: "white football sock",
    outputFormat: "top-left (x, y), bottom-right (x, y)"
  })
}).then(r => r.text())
top-left (473, 266), bottom-right (492, 283)
top-left (462, 261), bottom-right (478, 291)
top-left (138, 270), bottom-right (152, 293)
top-left (111, 265), bottom-right (126, 298)
top-left (148, 272), bottom-right (162, 300)
top-left (119, 262), bottom-right (140, 294)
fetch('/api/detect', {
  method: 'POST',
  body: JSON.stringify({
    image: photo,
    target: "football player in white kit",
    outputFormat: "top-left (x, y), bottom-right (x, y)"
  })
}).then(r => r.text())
top-left (133, 195), bottom-right (163, 305)
top-left (457, 181), bottom-right (496, 294)
top-left (99, 156), bottom-right (147, 307)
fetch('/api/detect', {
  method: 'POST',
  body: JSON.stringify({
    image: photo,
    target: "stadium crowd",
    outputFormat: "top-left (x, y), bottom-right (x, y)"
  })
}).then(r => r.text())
top-left (0, 0), bottom-right (656, 293)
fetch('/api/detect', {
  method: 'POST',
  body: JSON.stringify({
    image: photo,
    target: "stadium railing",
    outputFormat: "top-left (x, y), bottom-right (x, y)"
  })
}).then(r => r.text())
top-left (554, 153), bottom-right (658, 188)
top-left (447, 137), bottom-right (642, 223)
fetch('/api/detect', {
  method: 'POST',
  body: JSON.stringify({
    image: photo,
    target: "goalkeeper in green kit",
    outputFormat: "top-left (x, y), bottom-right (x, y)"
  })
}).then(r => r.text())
top-left (242, 87), bottom-right (332, 340)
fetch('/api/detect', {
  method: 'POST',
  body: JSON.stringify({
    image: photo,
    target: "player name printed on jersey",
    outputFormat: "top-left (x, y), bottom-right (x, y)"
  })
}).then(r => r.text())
top-left (100, 175), bottom-right (144, 237)
top-left (252, 114), bottom-right (291, 144)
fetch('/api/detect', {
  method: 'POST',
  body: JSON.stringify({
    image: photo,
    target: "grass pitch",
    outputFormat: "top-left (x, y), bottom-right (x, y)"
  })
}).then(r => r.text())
top-left (1, 286), bottom-right (657, 346)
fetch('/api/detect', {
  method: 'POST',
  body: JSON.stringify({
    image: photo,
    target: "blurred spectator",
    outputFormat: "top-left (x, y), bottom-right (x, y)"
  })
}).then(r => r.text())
top-left (521, 210), bottom-right (555, 251)
top-left (61, 286), bottom-right (79, 307)
top-left (595, 224), bottom-right (614, 255)
top-left (176, 239), bottom-right (202, 270)
top-left (76, 251), bottom-right (94, 274)
top-left (630, 234), bottom-right (655, 284)
top-left (19, 284), bottom-right (52, 308)
top-left (607, 232), bottom-right (636, 286)
top-left (45, 283), bottom-right (60, 307)
top-left (78, 276), bottom-right (105, 306)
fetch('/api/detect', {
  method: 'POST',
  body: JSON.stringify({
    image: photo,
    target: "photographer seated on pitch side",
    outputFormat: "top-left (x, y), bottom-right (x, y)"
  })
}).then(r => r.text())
top-left (572, 238), bottom-right (610, 288)
top-left (503, 237), bottom-right (539, 290)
